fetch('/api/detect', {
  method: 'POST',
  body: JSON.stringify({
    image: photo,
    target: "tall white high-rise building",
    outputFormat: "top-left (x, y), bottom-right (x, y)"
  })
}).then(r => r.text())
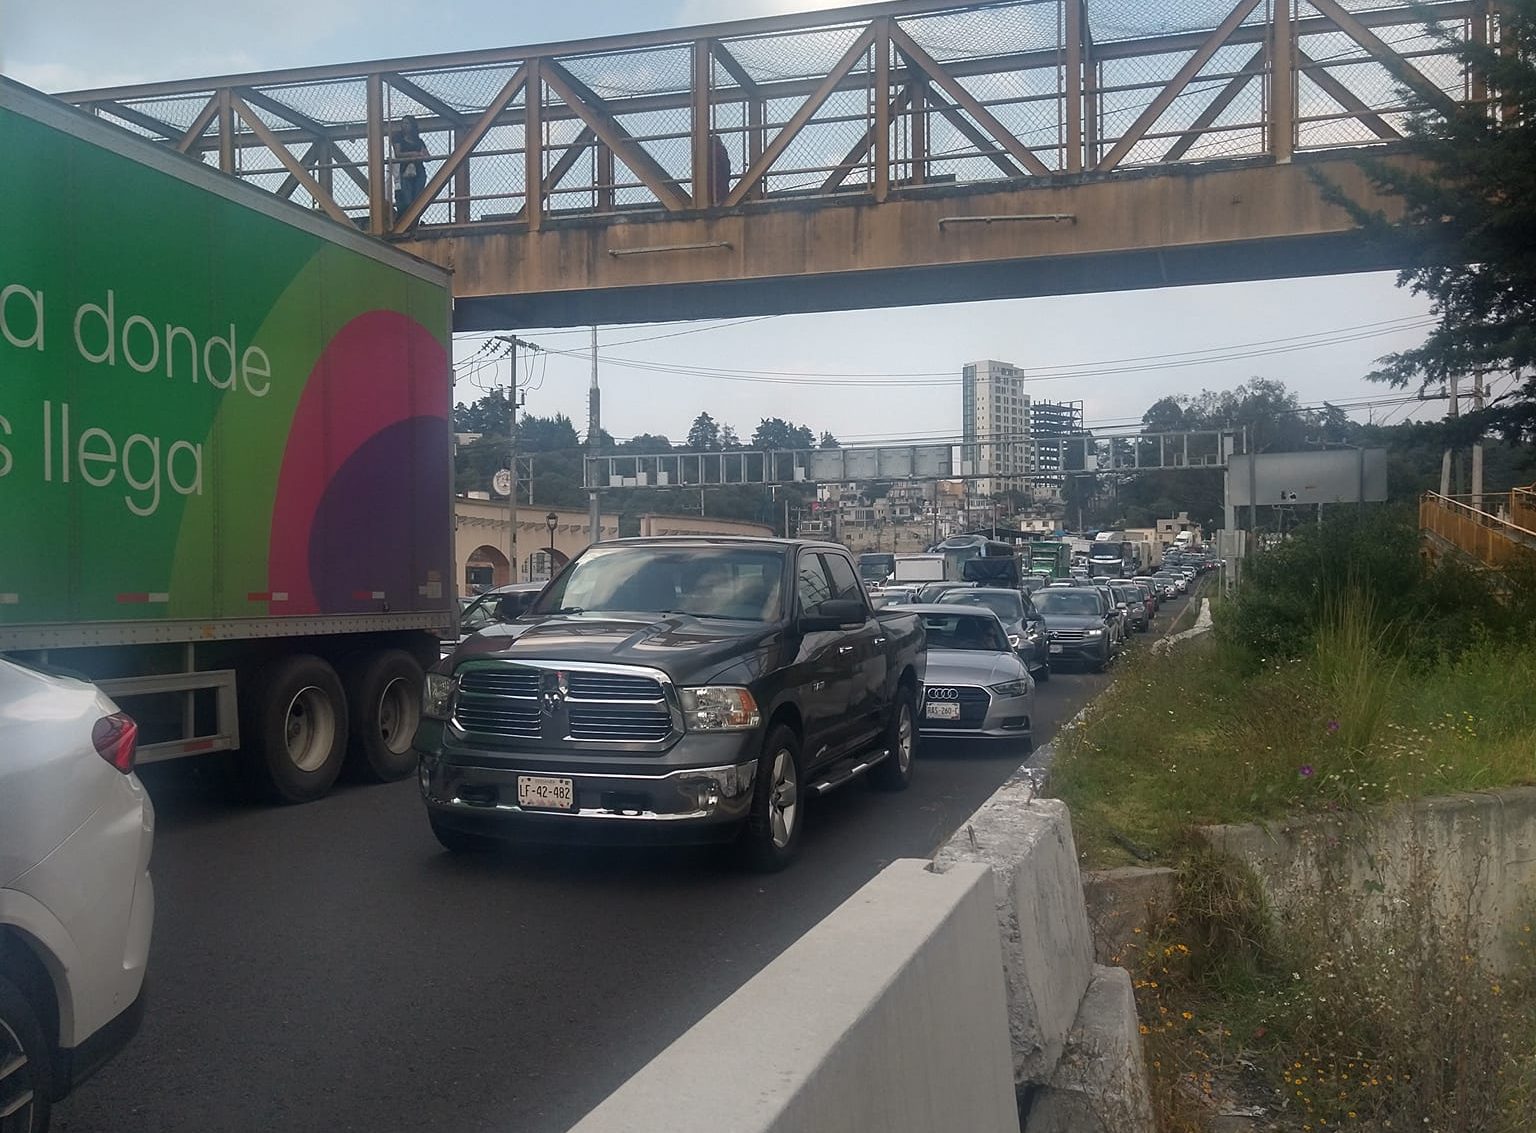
top-left (962, 360), bottom-right (1036, 497)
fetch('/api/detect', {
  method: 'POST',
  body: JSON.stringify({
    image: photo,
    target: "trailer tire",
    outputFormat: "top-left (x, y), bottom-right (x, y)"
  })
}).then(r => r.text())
top-left (241, 654), bottom-right (349, 803)
top-left (342, 650), bottom-right (424, 783)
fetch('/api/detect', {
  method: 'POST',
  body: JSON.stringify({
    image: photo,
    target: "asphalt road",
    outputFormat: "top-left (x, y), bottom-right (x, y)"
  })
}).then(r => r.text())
top-left (54, 594), bottom-right (1195, 1133)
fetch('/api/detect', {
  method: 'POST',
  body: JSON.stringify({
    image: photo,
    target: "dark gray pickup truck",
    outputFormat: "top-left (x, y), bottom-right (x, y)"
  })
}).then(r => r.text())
top-left (416, 538), bottom-right (926, 869)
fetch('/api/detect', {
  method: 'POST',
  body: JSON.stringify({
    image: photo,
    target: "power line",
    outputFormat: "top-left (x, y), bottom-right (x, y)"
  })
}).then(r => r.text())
top-left (455, 315), bottom-right (778, 349)
top-left (535, 316), bottom-right (1434, 388)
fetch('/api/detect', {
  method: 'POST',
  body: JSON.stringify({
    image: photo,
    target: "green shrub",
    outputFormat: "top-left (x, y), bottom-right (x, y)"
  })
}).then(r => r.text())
top-left (1221, 506), bottom-right (1527, 665)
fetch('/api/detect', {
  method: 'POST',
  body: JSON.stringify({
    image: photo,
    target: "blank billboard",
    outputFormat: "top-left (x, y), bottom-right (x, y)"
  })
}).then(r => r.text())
top-left (807, 445), bottom-right (952, 483)
top-left (1227, 449), bottom-right (1388, 506)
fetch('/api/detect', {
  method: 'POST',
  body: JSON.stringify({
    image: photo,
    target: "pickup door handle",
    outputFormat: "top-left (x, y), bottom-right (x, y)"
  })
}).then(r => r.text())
top-left (837, 645), bottom-right (854, 655)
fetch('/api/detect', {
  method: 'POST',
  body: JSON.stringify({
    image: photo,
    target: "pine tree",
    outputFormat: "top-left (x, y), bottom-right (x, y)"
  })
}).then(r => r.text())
top-left (686, 412), bottom-right (721, 451)
top-left (1324, 2), bottom-right (1536, 441)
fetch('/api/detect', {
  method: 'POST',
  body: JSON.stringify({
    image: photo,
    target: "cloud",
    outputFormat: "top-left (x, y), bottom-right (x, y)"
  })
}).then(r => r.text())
top-left (3, 0), bottom-right (390, 91)
top-left (674, 0), bottom-right (867, 26)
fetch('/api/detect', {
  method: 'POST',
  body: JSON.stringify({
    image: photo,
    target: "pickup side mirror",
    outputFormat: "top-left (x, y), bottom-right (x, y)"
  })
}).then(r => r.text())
top-left (800, 597), bottom-right (868, 633)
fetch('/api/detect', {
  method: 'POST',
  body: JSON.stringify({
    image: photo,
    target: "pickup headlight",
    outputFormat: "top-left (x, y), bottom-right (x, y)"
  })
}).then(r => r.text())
top-left (1008, 634), bottom-right (1022, 649)
top-left (989, 679), bottom-right (1031, 698)
top-left (679, 686), bottom-right (762, 732)
top-left (423, 672), bottom-right (458, 720)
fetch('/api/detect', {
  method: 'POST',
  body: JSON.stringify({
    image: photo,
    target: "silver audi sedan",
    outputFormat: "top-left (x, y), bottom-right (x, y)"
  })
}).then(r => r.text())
top-left (907, 605), bottom-right (1035, 747)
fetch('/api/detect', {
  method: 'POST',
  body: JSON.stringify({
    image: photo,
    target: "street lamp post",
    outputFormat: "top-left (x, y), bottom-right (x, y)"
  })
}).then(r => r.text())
top-left (545, 512), bottom-right (558, 579)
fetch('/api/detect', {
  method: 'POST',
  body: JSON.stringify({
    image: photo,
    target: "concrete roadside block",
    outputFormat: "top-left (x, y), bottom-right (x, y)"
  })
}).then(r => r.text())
top-left (931, 784), bottom-right (1095, 1086)
top-left (1082, 866), bottom-right (1179, 967)
top-left (568, 858), bottom-right (1020, 1133)
top-left (1024, 965), bottom-right (1156, 1133)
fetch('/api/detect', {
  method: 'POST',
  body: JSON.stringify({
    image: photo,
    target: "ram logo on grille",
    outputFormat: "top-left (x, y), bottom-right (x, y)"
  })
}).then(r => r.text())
top-left (541, 671), bottom-right (569, 716)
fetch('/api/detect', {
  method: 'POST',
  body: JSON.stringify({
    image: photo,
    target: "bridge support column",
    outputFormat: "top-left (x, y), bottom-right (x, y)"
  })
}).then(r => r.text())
top-left (692, 39), bottom-right (712, 206)
top-left (875, 19), bottom-right (892, 202)
top-left (1065, 0), bottom-right (1084, 174)
top-left (1271, 0), bottom-right (1296, 162)
top-left (366, 74), bottom-right (386, 235)
top-left (525, 59), bottom-right (543, 232)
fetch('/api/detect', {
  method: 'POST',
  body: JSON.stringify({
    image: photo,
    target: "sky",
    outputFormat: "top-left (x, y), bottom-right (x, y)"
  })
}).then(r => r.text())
top-left (5, 0), bottom-right (1458, 449)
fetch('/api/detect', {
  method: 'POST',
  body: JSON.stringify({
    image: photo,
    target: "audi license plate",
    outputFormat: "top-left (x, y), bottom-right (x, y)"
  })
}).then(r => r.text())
top-left (516, 775), bottom-right (574, 810)
top-left (1049, 644), bottom-right (1064, 654)
top-left (926, 701), bottom-right (961, 720)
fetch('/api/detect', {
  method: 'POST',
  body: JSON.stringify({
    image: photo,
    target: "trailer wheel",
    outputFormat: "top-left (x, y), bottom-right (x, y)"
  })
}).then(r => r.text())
top-left (342, 650), bottom-right (424, 782)
top-left (242, 654), bottom-right (348, 803)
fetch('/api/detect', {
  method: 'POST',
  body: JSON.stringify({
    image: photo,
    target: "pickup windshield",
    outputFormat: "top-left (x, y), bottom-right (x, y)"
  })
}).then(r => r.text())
top-left (1034, 590), bottom-right (1103, 616)
top-left (530, 545), bottom-right (786, 621)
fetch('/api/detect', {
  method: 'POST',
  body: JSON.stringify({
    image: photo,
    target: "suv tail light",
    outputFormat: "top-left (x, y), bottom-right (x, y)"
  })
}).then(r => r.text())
top-left (92, 712), bottom-right (139, 774)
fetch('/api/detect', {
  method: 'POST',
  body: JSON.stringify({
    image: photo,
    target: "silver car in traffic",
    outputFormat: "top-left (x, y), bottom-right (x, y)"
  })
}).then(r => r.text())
top-left (907, 606), bottom-right (1035, 746)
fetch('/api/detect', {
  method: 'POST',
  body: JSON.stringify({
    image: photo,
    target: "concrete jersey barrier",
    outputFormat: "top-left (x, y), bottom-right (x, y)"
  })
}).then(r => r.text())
top-left (569, 859), bottom-right (1020, 1133)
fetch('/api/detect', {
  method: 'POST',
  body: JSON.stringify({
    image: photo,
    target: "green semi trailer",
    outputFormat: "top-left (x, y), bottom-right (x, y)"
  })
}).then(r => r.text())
top-left (0, 78), bottom-right (455, 802)
top-left (1027, 541), bottom-right (1072, 579)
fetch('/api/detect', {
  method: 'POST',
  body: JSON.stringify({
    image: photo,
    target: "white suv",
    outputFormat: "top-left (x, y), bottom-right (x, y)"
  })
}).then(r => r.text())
top-left (1, 658), bottom-right (155, 1132)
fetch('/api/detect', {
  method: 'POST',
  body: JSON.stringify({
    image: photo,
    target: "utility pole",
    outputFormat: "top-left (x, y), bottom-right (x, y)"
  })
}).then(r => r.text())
top-left (496, 335), bottom-right (541, 581)
top-left (1440, 373), bottom-right (1460, 497)
top-left (1472, 369), bottom-right (1486, 511)
top-left (1246, 426), bottom-right (1257, 540)
top-left (587, 326), bottom-right (602, 545)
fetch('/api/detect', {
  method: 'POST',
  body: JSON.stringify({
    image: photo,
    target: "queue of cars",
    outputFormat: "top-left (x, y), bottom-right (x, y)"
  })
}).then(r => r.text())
top-left (877, 563), bottom-right (1193, 675)
top-left (421, 535), bottom-right (1206, 871)
top-left (0, 534), bottom-right (1204, 1119)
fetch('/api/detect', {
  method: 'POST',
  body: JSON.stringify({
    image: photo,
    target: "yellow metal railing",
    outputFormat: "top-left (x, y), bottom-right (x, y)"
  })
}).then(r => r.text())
top-left (1420, 492), bottom-right (1536, 571)
top-left (1513, 485), bottom-right (1536, 533)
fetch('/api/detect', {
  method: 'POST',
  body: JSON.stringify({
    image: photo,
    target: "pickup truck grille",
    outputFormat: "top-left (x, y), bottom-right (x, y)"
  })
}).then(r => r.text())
top-left (460, 669), bottom-right (541, 698)
top-left (569, 673), bottom-right (663, 700)
top-left (569, 709), bottom-right (673, 742)
top-left (454, 700), bottom-right (542, 740)
top-left (453, 663), bottom-right (677, 748)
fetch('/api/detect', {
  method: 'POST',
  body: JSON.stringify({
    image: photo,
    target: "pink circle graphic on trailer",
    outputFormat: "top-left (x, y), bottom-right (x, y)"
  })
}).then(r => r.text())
top-left (267, 310), bottom-right (450, 615)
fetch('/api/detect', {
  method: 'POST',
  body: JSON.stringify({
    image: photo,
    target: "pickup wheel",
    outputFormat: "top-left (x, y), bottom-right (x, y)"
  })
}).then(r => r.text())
top-left (240, 654), bottom-right (349, 803)
top-left (870, 691), bottom-right (916, 792)
top-left (0, 974), bottom-right (52, 1133)
top-left (740, 725), bottom-right (803, 872)
top-left (342, 650), bottom-right (424, 782)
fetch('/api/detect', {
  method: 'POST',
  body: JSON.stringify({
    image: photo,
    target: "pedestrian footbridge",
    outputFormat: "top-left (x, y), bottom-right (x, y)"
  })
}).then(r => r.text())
top-left (59, 0), bottom-right (1494, 326)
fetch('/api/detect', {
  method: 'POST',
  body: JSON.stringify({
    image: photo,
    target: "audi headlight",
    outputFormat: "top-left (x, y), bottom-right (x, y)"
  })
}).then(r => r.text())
top-left (989, 679), bottom-right (1030, 698)
top-left (423, 672), bottom-right (458, 720)
top-left (679, 686), bottom-right (761, 732)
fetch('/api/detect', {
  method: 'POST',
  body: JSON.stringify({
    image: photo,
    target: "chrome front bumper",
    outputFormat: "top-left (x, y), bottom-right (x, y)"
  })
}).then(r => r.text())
top-left (421, 754), bottom-right (757, 831)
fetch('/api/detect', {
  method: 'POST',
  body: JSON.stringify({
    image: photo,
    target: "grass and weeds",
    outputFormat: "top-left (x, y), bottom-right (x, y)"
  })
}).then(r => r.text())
top-left (1054, 507), bottom-right (1536, 869)
top-left (1129, 853), bottom-right (1536, 1132)
top-left (1052, 508), bottom-right (1536, 1130)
